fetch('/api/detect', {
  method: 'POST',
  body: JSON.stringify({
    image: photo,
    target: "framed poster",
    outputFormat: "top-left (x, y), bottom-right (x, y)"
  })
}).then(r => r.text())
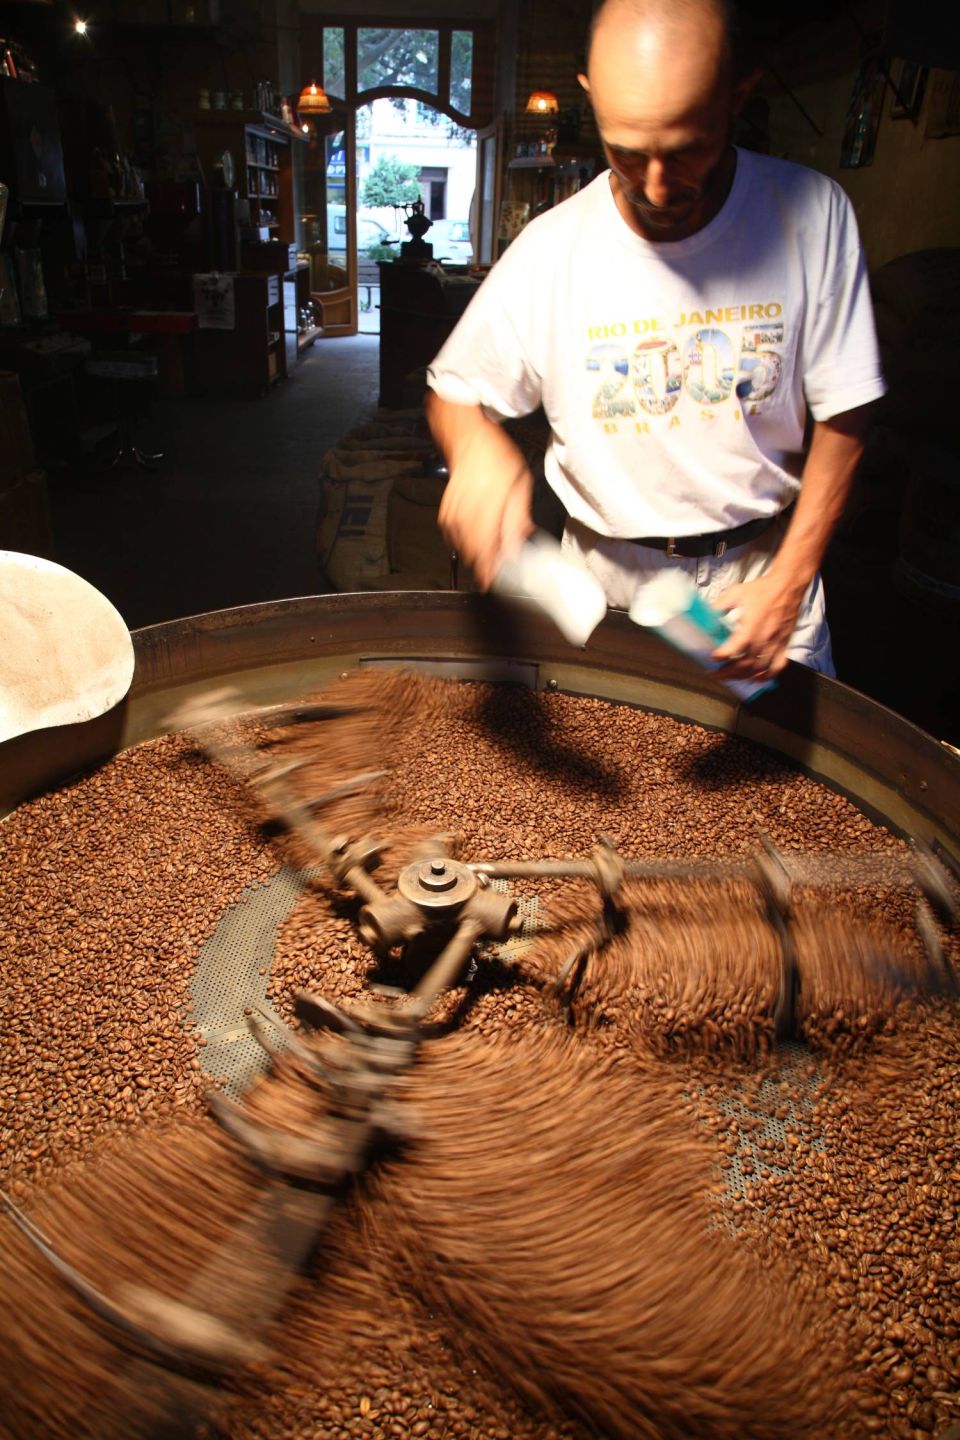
top-left (0, 252), bottom-right (21, 327)
top-left (15, 248), bottom-right (47, 320)
top-left (925, 68), bottom-right (960, 139)
top-left (890, 59), bottom-right (928, 120)
top-left (840, 44), bottom-right (885, 168)
top-left (192, 272), bottom-right (236, 329)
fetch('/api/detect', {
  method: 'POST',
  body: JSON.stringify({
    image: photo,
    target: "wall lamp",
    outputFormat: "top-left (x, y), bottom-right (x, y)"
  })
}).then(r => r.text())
top-left (525, 90), bottom-right (559, 115)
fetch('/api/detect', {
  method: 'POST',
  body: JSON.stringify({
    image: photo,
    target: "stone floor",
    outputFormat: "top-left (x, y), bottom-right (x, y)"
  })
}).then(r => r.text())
top-left (358, 284), bottom-right (381, 335)
top-left (47, 334), bottom-right (382, 631)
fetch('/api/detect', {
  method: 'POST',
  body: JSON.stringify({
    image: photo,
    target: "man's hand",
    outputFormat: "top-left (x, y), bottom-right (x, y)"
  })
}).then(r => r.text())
top-left (427, 392), bottom-right (535, 589)
top-left (712, 403), bottom-right (876, 680)
top-left (711, 571), bottom-right (807, 681)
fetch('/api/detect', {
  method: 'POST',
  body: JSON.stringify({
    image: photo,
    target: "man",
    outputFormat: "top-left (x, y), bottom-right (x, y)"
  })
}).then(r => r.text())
top-left (426, 0), bottom-right (885, 683)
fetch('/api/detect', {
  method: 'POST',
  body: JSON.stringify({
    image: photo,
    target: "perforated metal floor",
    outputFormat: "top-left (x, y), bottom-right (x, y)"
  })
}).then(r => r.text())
top-left (189, 866), bottom-right (316, 1098)
top-left (190, 873), bottom-right (540, 1099)
top-left (708, 1044), bottom-right (823, 1211)
top-left (190, 868), bottom-right (821, 1206)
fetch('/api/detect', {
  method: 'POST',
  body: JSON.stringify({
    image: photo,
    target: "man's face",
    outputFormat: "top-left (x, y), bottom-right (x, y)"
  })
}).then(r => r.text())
top-left (581, 5), bottom-right (746, 241)
top-left (602, 124), bottom-right (732, 235)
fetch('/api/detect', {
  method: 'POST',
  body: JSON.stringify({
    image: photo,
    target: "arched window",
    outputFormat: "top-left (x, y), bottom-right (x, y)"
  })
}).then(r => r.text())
top-left (302, 20), bottom-right (494, 128)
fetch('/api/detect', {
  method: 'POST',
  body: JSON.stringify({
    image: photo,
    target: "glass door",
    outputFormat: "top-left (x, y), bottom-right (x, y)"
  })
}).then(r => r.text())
top-left (296, 20), bottom-right (491, 334)
top-left (475, 119), bottom-right (502, 265)
top-left (298, 107), bottom-right (357, 335)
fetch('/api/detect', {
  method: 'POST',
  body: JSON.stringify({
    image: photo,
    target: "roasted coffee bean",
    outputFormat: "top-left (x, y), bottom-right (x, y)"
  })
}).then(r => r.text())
top-left (1, 671), bottom-right (956, 1440)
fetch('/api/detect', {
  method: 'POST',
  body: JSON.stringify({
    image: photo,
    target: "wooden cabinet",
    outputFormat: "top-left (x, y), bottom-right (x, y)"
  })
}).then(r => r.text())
top-left (378, 263), bottom-right (482, 408)
top-left (193, 266), bottom-right (318, 396)
top-left (241, 124), bottom-right (287, 239)
top-left (289, 264), bottom-right (322, 359)
top-left (194, 272), bottom-right (284, 395)
top-left (193, 114), bottom-right (311, 393)
top-left (195, 112), bottom-right (296, 246)
top-left (502, 147), bottom-right (601, 255)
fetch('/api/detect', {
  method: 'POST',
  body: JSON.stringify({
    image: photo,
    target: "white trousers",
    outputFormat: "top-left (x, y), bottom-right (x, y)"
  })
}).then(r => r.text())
top-left (561, 509), bottom-right (835, 676)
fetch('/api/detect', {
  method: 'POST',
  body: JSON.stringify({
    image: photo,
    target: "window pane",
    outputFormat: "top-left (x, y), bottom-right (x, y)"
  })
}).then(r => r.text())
top-left (450, 31), bottom-right (473, 112)
top-left (325, 130), bottom-right (347, 265)
top-left (323, 27), bottom-right (345, 97)
top-left (358, 29), bottom-right (438, 94)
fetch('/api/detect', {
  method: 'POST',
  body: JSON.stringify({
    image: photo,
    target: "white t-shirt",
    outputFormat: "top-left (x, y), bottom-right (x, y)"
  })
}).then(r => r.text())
top-left (427, 150), bottom-right (886, 538)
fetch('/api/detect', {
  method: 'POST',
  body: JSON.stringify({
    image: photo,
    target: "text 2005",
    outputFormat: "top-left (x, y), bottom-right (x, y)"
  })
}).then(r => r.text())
top-left (587, 323), bottom-right (785, 420)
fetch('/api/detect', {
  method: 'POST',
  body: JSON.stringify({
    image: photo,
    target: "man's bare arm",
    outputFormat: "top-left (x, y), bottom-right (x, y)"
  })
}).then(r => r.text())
top-left (713, 403), bottom-right (876, 679)
top-left (426, 390), bottom-right (535, 589)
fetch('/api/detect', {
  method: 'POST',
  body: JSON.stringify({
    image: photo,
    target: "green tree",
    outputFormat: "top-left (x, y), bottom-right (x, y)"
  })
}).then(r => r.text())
top-left (361, 155), bottom-right (422, 209)
top-left (324, 26), bottom-right (474, 125)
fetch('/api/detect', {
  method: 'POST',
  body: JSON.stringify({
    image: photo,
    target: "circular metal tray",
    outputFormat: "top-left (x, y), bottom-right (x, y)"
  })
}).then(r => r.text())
top-left (2, 591), bottom-right (957, 870)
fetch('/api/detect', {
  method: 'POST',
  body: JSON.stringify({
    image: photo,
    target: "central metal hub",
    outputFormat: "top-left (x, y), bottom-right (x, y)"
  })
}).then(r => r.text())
top-left (419, 859), bottom-right (458, 891)
top-left (397, 855), bottom-right (478, 912)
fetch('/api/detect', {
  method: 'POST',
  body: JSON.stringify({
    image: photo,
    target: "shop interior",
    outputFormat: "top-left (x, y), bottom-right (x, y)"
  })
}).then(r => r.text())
top-left (2, 7), bottom-right (960, 1437)
top-left (0, 0), bottom-right (958, 740)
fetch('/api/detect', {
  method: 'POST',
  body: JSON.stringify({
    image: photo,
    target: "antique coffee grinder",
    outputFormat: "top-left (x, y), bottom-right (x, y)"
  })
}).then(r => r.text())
top-left (400, 197), bottom-right (432, 260)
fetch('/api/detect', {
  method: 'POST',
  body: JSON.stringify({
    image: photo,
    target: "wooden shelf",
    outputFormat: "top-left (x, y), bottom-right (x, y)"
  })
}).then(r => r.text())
top-left (509, 148), bottom-right (601, 172)
top-left (553, 144), bottom-right (602, 161)
top-left (506, 147), bottom-right (602, 225)
top-left (193, 119), bottom-right (305, 392)
top-left (197, 109), bottom-right (298, 136)
top-left (508, 154), bottom-right (556, 170)
top-left (80, 197), bottom-right (149, 218)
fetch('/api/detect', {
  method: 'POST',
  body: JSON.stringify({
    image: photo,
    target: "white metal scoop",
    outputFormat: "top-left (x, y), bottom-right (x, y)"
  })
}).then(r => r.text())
top-left (0, 550), bottom-right (135, 743)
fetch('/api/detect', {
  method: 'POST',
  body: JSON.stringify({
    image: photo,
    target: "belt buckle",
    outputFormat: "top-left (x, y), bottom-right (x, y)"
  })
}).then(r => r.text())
top-left (714, 539), bottom-right (727, 558)
top-left (666, 537), bottom-right (677, 558)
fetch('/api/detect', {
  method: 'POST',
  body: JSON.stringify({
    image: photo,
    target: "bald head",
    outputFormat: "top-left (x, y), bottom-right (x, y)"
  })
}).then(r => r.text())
top-left (580, 0), bottom-right (752, 240)
top-left (587, 0), bottom-right (734, 127)
top-left (587, 0), bottom-right (739, 77)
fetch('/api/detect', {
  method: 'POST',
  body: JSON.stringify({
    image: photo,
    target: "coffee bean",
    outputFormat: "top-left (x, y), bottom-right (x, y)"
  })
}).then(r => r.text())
top-left (1, 669), bottom-right (955, 1440)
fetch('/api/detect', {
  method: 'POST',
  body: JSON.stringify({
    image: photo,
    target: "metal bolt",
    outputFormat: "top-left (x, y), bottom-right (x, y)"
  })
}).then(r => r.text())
top-left (417, 859), bottom-right (457, 892)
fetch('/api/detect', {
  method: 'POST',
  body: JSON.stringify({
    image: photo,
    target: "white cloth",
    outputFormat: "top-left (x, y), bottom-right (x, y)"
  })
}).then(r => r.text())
top-left (562, 511), bottom-right (835, 675)
top-left (427, 149), bottom-right (886, 540)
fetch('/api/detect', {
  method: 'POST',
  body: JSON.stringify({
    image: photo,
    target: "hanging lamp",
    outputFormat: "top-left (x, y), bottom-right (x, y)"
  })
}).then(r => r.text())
top-left (298, 81), bottom-right (332, 116)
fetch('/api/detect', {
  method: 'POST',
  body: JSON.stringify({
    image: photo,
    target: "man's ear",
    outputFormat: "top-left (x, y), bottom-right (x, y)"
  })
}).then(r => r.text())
top-left (577, 71), bottom-right (591, 96)
top-left (731, 65), bottom-right (762, 117)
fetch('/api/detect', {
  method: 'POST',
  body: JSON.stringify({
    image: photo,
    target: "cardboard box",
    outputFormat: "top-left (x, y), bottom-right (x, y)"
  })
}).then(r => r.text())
top-left (0, 467), bottom-right (55, 559)
top-left (0, 371), bottom-right (37, 492)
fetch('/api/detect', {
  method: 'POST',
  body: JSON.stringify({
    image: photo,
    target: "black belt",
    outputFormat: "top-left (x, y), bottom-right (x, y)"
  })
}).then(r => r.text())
top-left (628, 505), bottom-right (792, 559)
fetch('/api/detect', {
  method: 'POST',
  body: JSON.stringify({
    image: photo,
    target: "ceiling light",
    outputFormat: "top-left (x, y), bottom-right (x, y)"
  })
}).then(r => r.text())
top-left (298, 81), bottom-right (332, 116)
